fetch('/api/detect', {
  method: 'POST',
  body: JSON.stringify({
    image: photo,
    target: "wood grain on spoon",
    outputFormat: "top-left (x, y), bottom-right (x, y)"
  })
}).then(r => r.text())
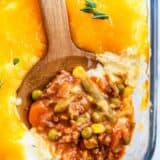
top-left (17, 0), bottom-right (96, 126)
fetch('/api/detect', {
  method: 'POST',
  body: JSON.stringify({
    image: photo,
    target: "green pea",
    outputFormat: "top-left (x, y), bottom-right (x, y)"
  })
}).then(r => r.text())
top-left (117, 84), bottom-right (125, 94)
top-left (91, 123), bottom-right (105, 134)
top-left (48, 128), bottom-right (59, 141)
top-left (81, 127), bottom-right (93, 139)
top-left (32, 89), bottom-right (43, 100)
top-left (92, 112), bottom-right (106, 123)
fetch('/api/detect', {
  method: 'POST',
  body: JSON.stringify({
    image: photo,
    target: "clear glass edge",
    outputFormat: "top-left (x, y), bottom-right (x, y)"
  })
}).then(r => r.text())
top-left (143, 0), bottom-right (158, 159)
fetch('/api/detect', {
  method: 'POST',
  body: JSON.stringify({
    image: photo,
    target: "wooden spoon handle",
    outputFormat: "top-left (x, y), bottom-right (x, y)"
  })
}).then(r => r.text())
top-left (40, 0), bottom-right (72, 56)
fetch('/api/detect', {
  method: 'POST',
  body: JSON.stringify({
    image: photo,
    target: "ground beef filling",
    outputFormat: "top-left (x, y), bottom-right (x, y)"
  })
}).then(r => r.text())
top-left (29, 69), bottom-right (134, 160)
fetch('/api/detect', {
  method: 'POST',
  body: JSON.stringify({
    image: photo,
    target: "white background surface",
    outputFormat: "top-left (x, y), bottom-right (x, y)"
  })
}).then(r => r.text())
top-left (152, 1), bottom-right (159, 159)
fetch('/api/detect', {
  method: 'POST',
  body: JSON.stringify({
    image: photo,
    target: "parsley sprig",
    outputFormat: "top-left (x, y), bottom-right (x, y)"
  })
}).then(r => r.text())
top-left (86, 0), bottom-right (96, 8)
top-left (13, 58), bottom-right (20, 65)
top-left (93, 11), bottom-right (109, 19)
top-left (80, 0), bottom-right (109, 20)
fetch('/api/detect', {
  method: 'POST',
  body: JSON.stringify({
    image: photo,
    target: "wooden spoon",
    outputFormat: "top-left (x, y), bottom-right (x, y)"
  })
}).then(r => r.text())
top-left (17, 0), bottom-right (97, 126)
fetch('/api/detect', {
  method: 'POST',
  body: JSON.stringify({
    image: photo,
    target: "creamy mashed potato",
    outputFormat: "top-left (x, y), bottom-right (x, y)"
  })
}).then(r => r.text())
top-left (97, 52), bottom-right (140, 87)
top-left (21, 130), bottom-right (52, 160)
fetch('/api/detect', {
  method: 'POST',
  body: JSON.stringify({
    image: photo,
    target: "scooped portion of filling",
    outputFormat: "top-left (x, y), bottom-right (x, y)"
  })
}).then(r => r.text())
top-left (29, 66), bottom-right (134, 160)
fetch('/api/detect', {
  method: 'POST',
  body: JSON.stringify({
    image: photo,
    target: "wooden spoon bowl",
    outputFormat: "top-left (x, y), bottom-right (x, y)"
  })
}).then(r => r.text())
top-left (17, 0), bottom-right (97, 127)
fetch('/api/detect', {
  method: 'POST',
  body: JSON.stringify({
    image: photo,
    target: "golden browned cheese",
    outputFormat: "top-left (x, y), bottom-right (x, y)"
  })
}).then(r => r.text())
top-left (0, 0), bottom-right (46, 159)
top-left (66, 0), bottom-right (149, 57)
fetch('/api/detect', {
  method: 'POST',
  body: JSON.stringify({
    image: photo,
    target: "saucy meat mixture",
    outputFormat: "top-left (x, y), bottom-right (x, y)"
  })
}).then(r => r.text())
top-left (29, 66), bottom-right (134, 160)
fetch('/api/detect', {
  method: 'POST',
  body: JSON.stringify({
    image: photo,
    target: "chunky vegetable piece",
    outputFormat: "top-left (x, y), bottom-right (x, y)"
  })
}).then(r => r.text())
top-left (29, 69), bottom-right (134, 160)
top-left (29, 101), bottom-right (47, 127)
top-left (73, 66), bottom-right (113, 119)
top-left (91, 123), bottom-right (105, 134)
top-left (32, 89), bottom-right (43, 101)
top-left (48, 128), bottom-right (59, 141)
top-left (81, 127), bottom-right (93, 139)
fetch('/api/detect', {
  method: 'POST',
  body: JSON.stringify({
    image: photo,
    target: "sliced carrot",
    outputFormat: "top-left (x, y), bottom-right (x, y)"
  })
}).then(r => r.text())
top-left (29, 100), bottom-right (47, 127)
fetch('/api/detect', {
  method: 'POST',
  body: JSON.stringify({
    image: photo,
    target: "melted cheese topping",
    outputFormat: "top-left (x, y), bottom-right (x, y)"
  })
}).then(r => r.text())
top-left (66, 0), bottom-right (148, 57)
top-left (0, 0), bottom-right (46, 159)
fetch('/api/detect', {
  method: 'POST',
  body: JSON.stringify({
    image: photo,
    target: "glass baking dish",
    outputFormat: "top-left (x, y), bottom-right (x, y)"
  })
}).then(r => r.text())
top-left (122, 0), bottom-right (158, 159)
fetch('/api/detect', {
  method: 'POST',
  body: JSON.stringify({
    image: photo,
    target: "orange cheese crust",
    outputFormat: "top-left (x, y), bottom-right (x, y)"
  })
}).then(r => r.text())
top-left (66, 0), bottom-right (148, 58)
top-left (0, 0), bottom-right (46, 159)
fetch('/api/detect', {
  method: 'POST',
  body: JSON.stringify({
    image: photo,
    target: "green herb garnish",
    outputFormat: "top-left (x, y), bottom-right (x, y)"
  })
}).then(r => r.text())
top-left (13, 58), bottom-right (20, 65)
top-left (80, 7), bottom-right (94, 13)
top-left (92, 11), bottom-right (109, 19)
top-left (86, 0), bottom-right (96, 8)
top-left (80, 0), bottom-right (96, 13)
top-left (80, 0), bottom-right (109, 20)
